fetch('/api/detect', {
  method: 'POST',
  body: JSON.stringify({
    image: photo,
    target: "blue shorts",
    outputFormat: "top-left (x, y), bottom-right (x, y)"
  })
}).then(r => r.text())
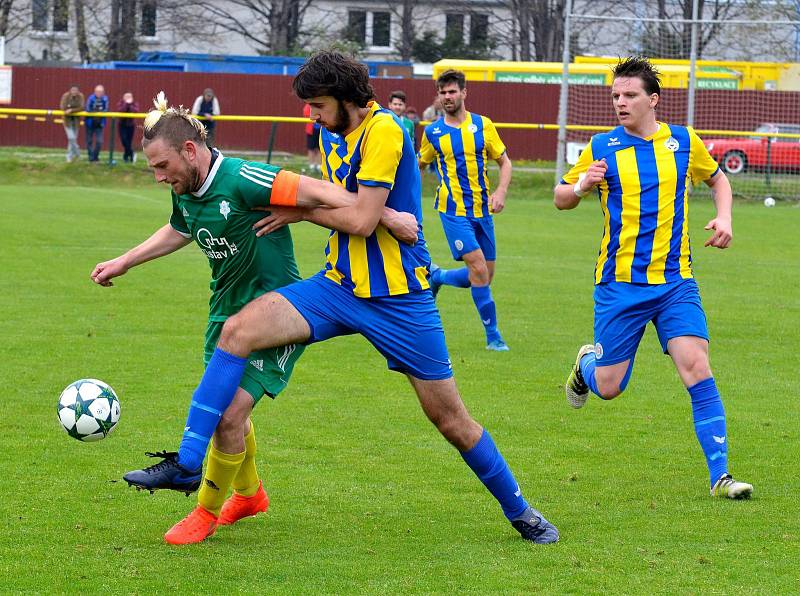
top-left (275, 272), bottom-right (453, 380)
top-left (438, 212), bottom-right (496, 261)
top-left (593, 278), bottom-right (709, 366)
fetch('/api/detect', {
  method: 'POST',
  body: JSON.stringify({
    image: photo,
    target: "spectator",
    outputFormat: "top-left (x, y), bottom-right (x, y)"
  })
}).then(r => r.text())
top-left (406, 105), bottom-right (420, 126)
top-left (192, 88), bottom-right (221, 146)
top-left (388, 90), bottom-right (416, 147)
top-left (116, 92), bottom-right (140, 163)
top-left (303, 102), bottom-right (321, 172)
top-left (85, 84), bottom-right (109, 162)
top-left (422, 95), bottom-right (444, 122)
top-left (59, 84), bottom-right (84, 163)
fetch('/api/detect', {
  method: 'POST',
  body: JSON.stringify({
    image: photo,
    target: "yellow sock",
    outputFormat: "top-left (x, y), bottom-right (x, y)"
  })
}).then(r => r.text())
top-left (198, 445), bottom-right (245, 517)
top-left (231, 421), bottom-right (261, 497)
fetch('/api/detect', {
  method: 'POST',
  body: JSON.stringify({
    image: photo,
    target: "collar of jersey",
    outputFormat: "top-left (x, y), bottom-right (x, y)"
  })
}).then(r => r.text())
top-left (192, 149), bottom-right (225, 197)
top-left (342, 101), bottom-right (382, 142)
top-left (441, 111), bottom-right (472, 130)
top-left (617, 121), bottom-right (669, 144)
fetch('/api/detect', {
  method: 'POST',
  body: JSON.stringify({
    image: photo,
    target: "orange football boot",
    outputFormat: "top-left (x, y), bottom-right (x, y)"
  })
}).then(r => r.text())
top-left (218, 481), bottom-right (270, 526)
top-left (164, 506), bottom-right (218, 545)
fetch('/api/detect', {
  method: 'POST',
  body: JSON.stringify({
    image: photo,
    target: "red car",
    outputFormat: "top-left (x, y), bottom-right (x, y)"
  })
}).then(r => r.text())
top-left (703, 123), bottom-right (800, 175)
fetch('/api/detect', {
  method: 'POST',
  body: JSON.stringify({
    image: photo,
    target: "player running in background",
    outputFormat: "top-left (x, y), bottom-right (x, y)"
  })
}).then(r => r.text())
top-left (556, 56), bottom-right (753, 499)
top-left (123, 52), bottom-right (559, 545)
top-left (91, 93), bottom-right (417, 544)
top-left (418, 70), bottom-right (512, 351)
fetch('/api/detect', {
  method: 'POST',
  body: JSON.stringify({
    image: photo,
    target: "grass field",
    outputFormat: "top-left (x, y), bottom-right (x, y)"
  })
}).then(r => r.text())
top-left (0, 149), bottom-right (798, 593)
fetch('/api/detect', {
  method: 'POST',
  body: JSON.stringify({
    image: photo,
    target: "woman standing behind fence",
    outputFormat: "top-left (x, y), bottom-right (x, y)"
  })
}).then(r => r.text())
top-left (117, 92), bottom-right (140, 163)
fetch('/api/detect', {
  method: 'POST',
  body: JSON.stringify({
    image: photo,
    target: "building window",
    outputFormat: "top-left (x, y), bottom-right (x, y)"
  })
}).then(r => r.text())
top-left (372, 12), bottom-right (390, 47)
top-left (470, 14), bottom-right (488, 45)
top-left (346, 10), bottom-right (367, 45)
top-left (53, 0), bottom-right (69, 32)
top-left (32, 0), bottom-right (71, 33)
top-left (445, 13), bottom-right (464, 44)
top-left (141, 0), bottom-right (157, 37)
top-left (32, 0), bottom-right (49, 31)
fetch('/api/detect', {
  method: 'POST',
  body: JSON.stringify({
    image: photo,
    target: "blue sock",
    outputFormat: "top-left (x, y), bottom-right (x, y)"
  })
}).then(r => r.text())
top-left (579, 352), bottom-right (600, 396)
top-left (460, 429), bottom-right (529, 520)
top-left (470, 285), bottom-right (501, 343)
top-left (688, 377), bottom-right (728, 486)
top-left (579, 354), bottom-right (634, 398)
top-left (440, 267), bottom-right (471, 288)
top-left (177, 348), bottom-right (248, 471)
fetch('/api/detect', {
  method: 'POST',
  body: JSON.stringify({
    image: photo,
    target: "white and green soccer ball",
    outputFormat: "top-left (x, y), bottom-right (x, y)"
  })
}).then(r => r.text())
top-left (57, 379), bottom-right (121, 442)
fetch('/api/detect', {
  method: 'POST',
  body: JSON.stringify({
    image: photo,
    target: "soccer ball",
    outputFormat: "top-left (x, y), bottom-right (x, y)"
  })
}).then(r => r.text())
top-left (57, 379), bottom-right (121, 442)
top-left (764, 196), bottom-right (776, 207)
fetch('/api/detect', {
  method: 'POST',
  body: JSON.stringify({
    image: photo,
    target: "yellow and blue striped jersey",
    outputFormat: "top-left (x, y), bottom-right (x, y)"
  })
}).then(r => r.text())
top-left (418, 112), bottom-right (506, 218)
top-left (319, 101), bottom-right (431, 298)
top-left (562, 122), bottom-right (720, 285)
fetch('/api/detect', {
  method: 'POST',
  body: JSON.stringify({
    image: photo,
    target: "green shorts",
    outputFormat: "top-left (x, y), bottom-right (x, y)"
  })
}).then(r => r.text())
top-left (204, 320), bottom-right (305, 403)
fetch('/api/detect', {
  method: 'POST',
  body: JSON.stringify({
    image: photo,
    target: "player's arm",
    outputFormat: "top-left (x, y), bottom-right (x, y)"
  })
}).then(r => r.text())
top-left (293, 185), bottom-right (390, 237)
top-left (689, 127), bottom-right (732, 249)
top-left (266, 122), bottom-right (402, 236)
top-left (703, 170), bottom-right (733, 249)
top-left (299, 120), bottom-right (405, 237)
top-left (258, 169), bottom-right (366, 211)
top-left (90, 224), bottom-right (192, 287)
top-left (554, 142), bottom-right (605, 210)
top-left (489, 152), bottom-right (512, 214)
top-left (250, 168), bottom-right (418, 242)
top-left (417, 132), bottom-right (435, 170)
top-left (253, 203), bottom-right (418, 244)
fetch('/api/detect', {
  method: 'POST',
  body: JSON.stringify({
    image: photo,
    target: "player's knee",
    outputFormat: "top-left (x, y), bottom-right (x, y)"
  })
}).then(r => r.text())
top-left (683, 357), bottom-right (713, 386)
top-left (596, 377), bottom-right (623, 400)
top-left (467, 263), bottom-right (490, 286)
top-left (215, 412), bottom-right (245, 446)
top-left (219, 313), bottom-right (252, 353)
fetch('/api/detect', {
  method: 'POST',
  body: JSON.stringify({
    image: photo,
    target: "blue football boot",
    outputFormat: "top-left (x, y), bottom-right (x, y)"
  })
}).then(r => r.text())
top-left (486, 339), bottom-right (510, 352)
top-left (511, 507), bottom-right (560, 544)
top-left (123, 450), bottom-right (201, 496)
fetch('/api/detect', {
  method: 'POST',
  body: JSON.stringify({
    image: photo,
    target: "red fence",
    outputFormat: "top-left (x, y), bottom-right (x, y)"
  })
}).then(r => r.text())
top-left (2, 66), bottom-right (798, 160)
top-left (0, 66), bottom-right (558, 160)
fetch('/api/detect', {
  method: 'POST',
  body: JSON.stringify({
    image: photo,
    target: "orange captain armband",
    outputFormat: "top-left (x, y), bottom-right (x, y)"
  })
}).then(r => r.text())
top-left (270, 170), bottom-right (300, 206)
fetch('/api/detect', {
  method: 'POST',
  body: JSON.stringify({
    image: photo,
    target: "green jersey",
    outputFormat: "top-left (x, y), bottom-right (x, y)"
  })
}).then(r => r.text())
top-left (401, 116), bottom-right (415, 145)
top-left (169, 152), bottom-right (301, 322)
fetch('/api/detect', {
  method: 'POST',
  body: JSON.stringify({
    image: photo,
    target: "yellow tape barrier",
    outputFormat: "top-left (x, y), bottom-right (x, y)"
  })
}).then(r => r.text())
top-left (2, 108), bottom-right (799, 140)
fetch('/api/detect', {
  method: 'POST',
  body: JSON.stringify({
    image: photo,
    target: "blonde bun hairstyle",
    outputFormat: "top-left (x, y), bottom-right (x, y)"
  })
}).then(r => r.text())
top-left (142, 91), bottom-right (207, 149)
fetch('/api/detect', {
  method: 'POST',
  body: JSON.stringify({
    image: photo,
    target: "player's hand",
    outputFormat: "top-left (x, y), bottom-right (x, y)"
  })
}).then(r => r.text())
top-left (383, 208), bottom-right (419, 245)
top-left (253, 206), bottom-right (304, 237)
top-left (704, 217), bottom-right (732, 248)
top-left (579, 159), bottom-right (608, 193)
top-left (91, 258), bottom-right (128, 287)
top-left (489, 189), bottom-right (506, 214)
